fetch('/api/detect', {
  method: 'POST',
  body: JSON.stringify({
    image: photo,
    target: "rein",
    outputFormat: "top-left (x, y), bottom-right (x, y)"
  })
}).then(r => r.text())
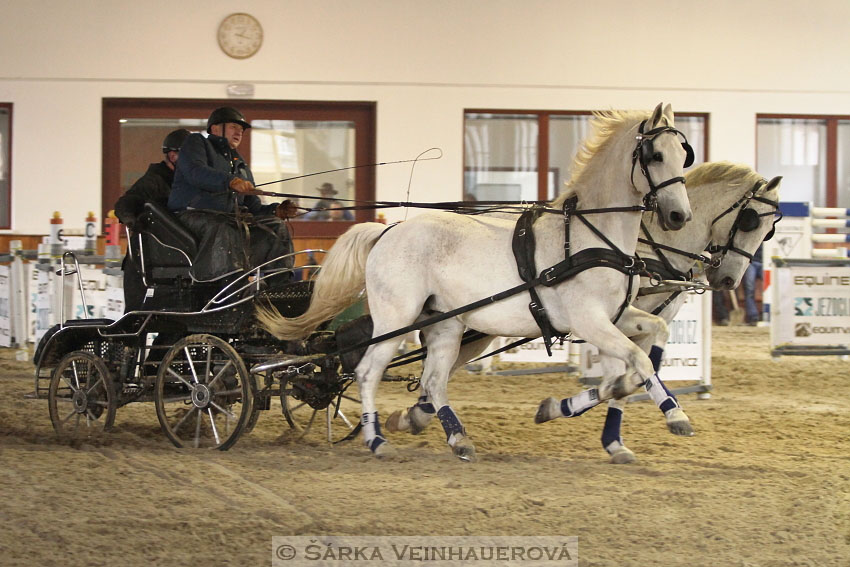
top-left (267, 117), bottom-right (690, 364)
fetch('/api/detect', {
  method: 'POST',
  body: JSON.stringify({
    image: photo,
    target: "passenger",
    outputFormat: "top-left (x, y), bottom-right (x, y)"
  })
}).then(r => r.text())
top-left (115, 128), bottom-right (191, 310)
top-left (168, 106), bottom-right (298, 281)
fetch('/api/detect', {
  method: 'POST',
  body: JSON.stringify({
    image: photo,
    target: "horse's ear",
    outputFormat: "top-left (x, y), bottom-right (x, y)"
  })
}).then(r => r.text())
top-left (649, 103), bottom-right (664, 128)
top-left (765, 176), bottom-right (782, 192)
top-left (662, 103), bottom-right (674, 126)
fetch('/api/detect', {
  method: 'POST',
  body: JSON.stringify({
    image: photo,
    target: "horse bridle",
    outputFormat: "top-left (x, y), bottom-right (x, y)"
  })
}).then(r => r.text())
top-left (631, 119), bottom-right (695, 210)
top-left (706, 180), bottom-right (781, 264)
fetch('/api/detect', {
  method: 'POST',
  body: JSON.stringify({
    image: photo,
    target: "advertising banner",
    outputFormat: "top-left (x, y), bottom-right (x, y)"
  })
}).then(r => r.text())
top-left (771, 259), bottom-right (850, 351)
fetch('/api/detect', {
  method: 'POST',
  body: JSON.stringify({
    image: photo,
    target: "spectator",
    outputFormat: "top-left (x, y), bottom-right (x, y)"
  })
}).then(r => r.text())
top-left (742, 245), bottom-right (764, 325)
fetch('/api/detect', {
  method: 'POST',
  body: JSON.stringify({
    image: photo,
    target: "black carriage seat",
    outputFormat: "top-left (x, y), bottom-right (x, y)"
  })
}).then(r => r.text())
top-left (132, 201), bottom-right (199, 282)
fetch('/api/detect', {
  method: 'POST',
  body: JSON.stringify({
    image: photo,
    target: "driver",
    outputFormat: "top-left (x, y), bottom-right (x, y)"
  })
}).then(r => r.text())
top-left (168, 106), bottom-right (298, 281)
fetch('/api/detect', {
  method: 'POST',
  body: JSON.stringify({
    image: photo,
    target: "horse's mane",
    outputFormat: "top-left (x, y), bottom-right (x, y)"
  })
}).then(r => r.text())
top-left (550, 109), bottom-right (651, 209)
top-left (684, 161), bottom-right (767, 195)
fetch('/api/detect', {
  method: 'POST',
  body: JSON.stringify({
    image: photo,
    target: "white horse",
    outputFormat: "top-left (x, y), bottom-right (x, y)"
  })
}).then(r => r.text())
top-left (535, 162), bottom-right (782, 462)
top-left (385, 163), bottom-right (781, 463)
top-left (259, 103), bottom-right (693, 459)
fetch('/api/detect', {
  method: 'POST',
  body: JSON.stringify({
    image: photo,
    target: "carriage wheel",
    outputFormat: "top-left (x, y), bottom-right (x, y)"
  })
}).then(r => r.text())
top-left (280, 377), bottom-right (361, 444)
top-left (243, 374), bottom-right (267, 434)
top-left (154, 334), bottom-right (252, 450)
top-left (48, 351), bottom-right (117, 439)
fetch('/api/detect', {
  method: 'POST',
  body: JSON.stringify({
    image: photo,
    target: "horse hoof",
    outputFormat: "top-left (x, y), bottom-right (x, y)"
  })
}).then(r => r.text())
top-left (372, 441), bottom-right (397, 458)
top-left (535, 397), bottom-right (561, 424)
top-left (451, 437), bottom-right (477, 462)
top-left (609, 447), bottom-right (636, 465)
top-left (453, 445), bottom-right (477, 463)
top-left (385, 410), bottom-right (407, 433)
top-left (667, 420), bottom-right (695, 437)
top-left (665, 408), bottom-right (695, 436)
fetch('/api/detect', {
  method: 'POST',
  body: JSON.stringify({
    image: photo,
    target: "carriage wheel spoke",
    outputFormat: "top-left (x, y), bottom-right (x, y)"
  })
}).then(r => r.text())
top-left (162, 395), bottom-right (193, 404)
top-left (86, 409), bottom-right (98, 424)
top-left (85, 376), bottom-right (104, 396)
top-left (60, 409), bottom-right (77, 426)
top-left (93, 400), bottom-right (110, 408)
top-left (167, 367), bottom-right (194, 389)
top-left (204, 346), bottom-right (213, 384)
top-left (184, 347), bottom-right (201, 384)
top-left (207, 360), bottom-right (233, 389)
top-left (340, 394), bottom-right (360, 403)
top-left (206, 408), bottom-right (221, 445)
top-left (173, 406), bottom-right (198, 434)
top-left (61, 375), bottom-right (79, 393)
top-left (336, 409), bottom-right (355, 429)
top-left (55, 397), bottom-right (74, 403)
top-left (71, 360), bottom-right (83, 390)
top-left (212, 388), bottom-right (241, 398)
top-left (209, 401), bottom-right (235, 420)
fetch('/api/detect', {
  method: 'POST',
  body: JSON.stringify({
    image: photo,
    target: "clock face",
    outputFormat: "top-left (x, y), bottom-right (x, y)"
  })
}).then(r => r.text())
top-left (217, 13), bottom-right (263, 59)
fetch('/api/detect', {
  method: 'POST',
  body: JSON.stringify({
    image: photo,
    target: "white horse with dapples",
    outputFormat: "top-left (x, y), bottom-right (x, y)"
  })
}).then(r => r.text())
top-left (536, 162), bottom-right (782, 463)
top-left (259, 103), bottom-right (693, 460)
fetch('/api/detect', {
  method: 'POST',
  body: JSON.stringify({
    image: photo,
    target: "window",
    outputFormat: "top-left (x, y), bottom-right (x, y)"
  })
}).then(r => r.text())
top-left (103, 99), bottom-right (375, 237)
top-left (464, 109), bottom-right (708, 202)
top-left (0, 103), bottom-right (11, 229)
top-left (757, 115), bottom-right (850, 208)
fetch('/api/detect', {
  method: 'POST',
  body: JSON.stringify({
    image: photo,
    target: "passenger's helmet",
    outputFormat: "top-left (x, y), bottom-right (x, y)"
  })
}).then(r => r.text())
top-left (161, 129), bottom-right (191, 153)
top-left (206, 107), bottom-right (251, 133)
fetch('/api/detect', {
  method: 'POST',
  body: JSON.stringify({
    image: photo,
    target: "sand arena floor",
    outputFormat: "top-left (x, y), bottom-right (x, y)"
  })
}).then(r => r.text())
top-left (0, 325), bottom-right (848, 566)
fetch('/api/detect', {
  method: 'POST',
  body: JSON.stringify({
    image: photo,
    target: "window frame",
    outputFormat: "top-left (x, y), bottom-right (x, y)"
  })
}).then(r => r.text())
top-left (103, 98), bottom-right (376, 237)
top-left (756, 113), bottom-right (850, 208)
top-left (0, 102), bottom-right (12, 229)
top-left (463, 109), bottom-right (709, 202)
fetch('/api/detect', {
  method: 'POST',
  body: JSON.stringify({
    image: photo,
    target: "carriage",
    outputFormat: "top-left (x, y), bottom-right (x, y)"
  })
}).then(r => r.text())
top-left (32, 201), bottom-right (372, 450)
top-left (33, 104), bottom-right (780, 462)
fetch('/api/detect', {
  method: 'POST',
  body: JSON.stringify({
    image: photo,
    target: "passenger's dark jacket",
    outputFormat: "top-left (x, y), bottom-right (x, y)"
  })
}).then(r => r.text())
top-left (168, 132), bottom-right (276, 214)
top-left (114, 161), bottom-right (173, 227)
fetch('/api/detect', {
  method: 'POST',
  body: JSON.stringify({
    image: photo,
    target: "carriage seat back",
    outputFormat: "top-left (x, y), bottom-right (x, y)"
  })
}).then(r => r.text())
top-left (134, 202), bottom-right (199, 280)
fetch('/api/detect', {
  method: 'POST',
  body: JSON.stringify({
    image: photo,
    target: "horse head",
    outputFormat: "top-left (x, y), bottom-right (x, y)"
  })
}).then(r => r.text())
top-left (632, 103), bottom-right (693, 231)
top-left (705, 175), bottom-right (782, 289)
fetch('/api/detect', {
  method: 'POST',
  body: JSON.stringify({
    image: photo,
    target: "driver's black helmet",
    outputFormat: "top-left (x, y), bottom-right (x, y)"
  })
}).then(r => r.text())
top-left (206, 107), bottom-right (251, 133)
top-left (161, 129), bottom-right (191, 153)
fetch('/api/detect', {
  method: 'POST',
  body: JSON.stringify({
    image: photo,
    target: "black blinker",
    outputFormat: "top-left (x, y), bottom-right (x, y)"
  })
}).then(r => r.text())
top-left (682, 142), bottom-right (695, 168)
top-left (738, 208), bottom-right (760, 232)
top-left (640, 138), bottom-right (655, 166)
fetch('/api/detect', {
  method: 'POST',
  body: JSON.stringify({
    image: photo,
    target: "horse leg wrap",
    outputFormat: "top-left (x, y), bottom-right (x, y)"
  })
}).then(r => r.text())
top-left (645, 373), bottom-right (680, 414)
top-left (601, 403), bottom-right (625, 455)
top-left (436, 406), bottom-right (466, 448)
top-left (361, 411), bottom-right (387, 452)
top-left (559, 388), bottom-right (600, 418)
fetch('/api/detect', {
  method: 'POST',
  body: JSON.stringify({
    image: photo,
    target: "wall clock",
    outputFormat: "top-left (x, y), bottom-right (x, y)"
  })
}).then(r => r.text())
top-left (217, 13), bottom-right (263, 59)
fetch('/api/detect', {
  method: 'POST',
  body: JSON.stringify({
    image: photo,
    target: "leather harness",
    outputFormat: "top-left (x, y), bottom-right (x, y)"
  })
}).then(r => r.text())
top-left (510, 196), bottom-right (645, 355)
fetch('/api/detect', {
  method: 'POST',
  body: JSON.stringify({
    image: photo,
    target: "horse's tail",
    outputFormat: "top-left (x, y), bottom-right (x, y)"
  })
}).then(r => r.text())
top-left (257, 222), bottom-right (389, 340)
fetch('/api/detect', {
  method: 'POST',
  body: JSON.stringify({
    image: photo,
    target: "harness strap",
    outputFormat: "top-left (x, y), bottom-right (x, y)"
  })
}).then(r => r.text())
top-left (512, 206), bottom-right (558, 355)
top-left (386, 329), bottom-right (489, 369)
top-left (647, 289), bottom-right (684, 316)
top-left (638, 221), bottom-right (697, 281)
